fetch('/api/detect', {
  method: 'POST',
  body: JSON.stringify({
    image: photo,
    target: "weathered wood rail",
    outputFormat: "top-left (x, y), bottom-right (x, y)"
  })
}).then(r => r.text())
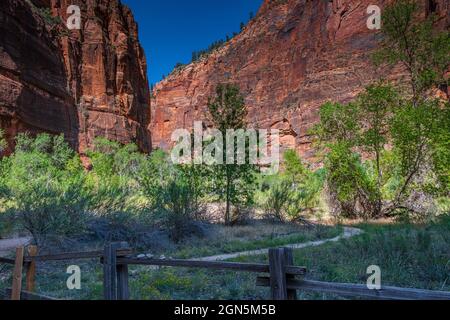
top-left (1, 243), bottom-right (449, 300)
top-left (256, 277), bottom-right (450, 300)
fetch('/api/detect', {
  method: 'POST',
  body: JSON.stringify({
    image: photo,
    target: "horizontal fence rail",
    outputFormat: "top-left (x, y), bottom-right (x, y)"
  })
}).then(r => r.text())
top-left (256, 277), bottom-right (450, 300)
top-left (22, 248), bottom-right (133, 263)
top-left (115, 257), bottom-right (307, 275)
top-left (0, 257), bottom-right (16, 265)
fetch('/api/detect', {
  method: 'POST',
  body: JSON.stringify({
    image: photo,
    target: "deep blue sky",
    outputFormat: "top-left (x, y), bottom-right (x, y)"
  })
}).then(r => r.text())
top-left (122, 0), bottom-right (263, 85)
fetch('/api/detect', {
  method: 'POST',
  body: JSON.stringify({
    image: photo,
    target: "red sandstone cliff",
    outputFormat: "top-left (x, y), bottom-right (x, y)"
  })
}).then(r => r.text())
top-left (151, 0), bottom-right (449, 158)
top-left (0, 0), bottom-right (151, 155)
top-left (1, 0), bottom-right (448, 158)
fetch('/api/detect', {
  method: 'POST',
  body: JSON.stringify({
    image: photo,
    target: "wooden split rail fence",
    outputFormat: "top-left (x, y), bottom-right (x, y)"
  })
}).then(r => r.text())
top-left (1, 243), bottom-right (449, 300)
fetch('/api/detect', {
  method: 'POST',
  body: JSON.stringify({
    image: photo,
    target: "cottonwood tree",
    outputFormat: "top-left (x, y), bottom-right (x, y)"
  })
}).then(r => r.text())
top-left (207, 84), bottom-right (256, 225)
top-left (374, 0), bottom-right (450, 102)
top-left (357, 84), bottom-right (400, 216)
top-left (314, 0), bottom-right (449, 218)
top-left (375, 0), bottom-right (450, 210)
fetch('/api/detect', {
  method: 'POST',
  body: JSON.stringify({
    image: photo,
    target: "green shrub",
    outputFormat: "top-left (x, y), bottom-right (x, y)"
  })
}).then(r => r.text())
top-left (263, 180), bottom-right (292, 222)
top-left (37, 7), bottom-right (62, 26)
top-left (152, 165), bottom-right (208, 242)
top-left (259, 150), bottom-right (325, 222)
top-left (4, 134), bottom-right (89, 243)
top-left (86, 138), bottom-right (148, 216)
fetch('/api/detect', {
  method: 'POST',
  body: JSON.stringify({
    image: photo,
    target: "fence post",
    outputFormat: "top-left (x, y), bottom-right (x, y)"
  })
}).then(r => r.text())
top-left (103, 243), bottom-right (117, 300)
top-left (116, 242), bottom-right (130, 300)
top-left (103, 242), bottom-right (130, 300)
top-left (11, 246), bottom-right (24, 300)
top-left (268, 248), bottom-right (288, 300)
top-left (116, 264), bottom-right (129, 300)
top-left (25, 245), bottom-right (38, 292)
top-left (283, 247), bottom-right (298, 300)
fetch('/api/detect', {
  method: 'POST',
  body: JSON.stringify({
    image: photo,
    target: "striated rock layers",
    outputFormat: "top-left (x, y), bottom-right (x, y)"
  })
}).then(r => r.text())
top-left (152, 0), bottom-right (449, 159)
top-left (1, 0), bottom-right (448, 158)
top-left (0, 0), bottom-right (151, 155)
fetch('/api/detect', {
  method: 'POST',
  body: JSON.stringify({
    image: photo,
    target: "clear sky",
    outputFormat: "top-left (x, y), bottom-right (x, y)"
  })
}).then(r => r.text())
top-left (122, 0), bottom-right (263, 85)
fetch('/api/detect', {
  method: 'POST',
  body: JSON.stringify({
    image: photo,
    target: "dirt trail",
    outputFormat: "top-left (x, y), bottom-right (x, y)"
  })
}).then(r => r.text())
top-left (195, 227), bottom-right (363, 262)
top-left (0, 227), bottom-right (364, 261)
top-left (0, 237), bottom-right (31, 257)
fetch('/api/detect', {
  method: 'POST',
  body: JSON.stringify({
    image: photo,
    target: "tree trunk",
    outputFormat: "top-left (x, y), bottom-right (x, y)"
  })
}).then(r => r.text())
top-left (375, 148), bottom-right (383, 217)
top-left (225, 167), bottom-right (231, 225)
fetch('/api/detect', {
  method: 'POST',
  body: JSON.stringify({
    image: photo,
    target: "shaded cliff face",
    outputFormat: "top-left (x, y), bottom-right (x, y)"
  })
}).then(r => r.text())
top-left (152, 0), bottom-right (449, 158)
top-left (0, 0), bottom-right (77, 154)
top-left (0, 0), bottom-right (151, 155)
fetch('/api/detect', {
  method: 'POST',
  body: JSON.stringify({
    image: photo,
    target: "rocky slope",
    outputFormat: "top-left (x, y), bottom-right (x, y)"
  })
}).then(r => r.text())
top-left (0, 0), bottom-right (151, 155)
top-left (152, 0), bottom-right (449, 158)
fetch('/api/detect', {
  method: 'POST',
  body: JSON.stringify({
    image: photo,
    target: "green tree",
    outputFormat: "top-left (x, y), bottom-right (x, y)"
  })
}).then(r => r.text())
top-left (312, 1), bottom-right (450, 219)
top-left (374, 0), bottom-right (450, 102)
top-left (283, 149), bottom-right (308, 182)
top-left (429, 103), bottom-right (450, 193)
top-left (207, 84), bottom-right (256, 225)
top-left (374, 0), bottom-right (450, 212)
top-left (357, 83), bottom-right (400, 215)
top-left (314, 85), bottom-right (448, 218)
top-left (283, 150), bottom-right (325, 217)
top-left (390, 99), bottom-right (450, 207)
top-left (314, 102), bottom-right (360, 145)
top-left (312, 100), bottom-right (375, 217)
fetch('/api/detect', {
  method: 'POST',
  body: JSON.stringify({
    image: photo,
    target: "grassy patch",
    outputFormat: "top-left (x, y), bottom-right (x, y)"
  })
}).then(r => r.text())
top-left (129, 267), bottom-right (267, 300)
top-left (171, 223), bottom-right (342, 259)
top-left (236, 215), bottom-right (450, 299)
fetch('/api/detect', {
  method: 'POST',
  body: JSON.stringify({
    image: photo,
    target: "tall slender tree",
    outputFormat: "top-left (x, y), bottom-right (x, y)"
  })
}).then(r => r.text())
top-left (207, 84), bottom-right (256, 225)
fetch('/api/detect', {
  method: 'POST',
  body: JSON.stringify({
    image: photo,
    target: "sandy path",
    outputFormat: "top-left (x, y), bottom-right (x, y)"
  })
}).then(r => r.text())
top-left (195, 227), bottom-right (363, 262)
top-left (0, 227), bottom-right (363, 261)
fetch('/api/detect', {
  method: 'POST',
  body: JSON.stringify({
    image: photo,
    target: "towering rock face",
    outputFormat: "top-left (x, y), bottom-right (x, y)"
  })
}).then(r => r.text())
top-left (1, 0), bottom-right (447, 158)
top-left (152, 0), bottom-right (449, 158)
top-left (0, 0), bottom-right (77, 154)
top-left (0, 0), bottom-right (151, 155)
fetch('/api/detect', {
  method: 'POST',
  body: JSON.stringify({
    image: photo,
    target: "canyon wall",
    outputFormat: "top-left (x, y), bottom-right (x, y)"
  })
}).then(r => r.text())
top-left (152, 0), bottom-right (449, 159)
top-left (1, 0), bottom-right (448, 158)
top-left (0, 0), bottom-right (151, 155)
